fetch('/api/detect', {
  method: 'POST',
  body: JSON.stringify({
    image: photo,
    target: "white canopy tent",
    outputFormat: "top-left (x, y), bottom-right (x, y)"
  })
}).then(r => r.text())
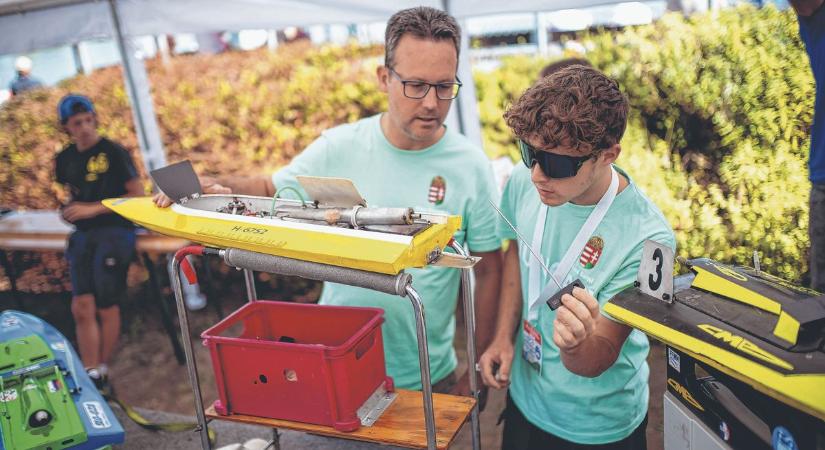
top-left (0, 0), bottom-right (623, 174)
top-left (0, 0), bottom-right (626, 53)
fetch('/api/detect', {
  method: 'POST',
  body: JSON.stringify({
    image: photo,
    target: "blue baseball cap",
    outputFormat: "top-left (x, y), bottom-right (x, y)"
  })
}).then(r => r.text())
top-left (58, 94), bottom-right (95, 124)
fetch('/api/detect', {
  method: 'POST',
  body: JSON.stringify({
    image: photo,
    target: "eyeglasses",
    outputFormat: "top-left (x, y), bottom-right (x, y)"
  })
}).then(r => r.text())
top-left (388, 68), bottom-right (462, 100)
top-left (518, 139), bottom-right (594, 179)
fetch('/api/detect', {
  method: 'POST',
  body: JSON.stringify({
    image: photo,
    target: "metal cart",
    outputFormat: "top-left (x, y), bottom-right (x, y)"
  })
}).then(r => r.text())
top-left (169, 240), bottom-right (482, 450)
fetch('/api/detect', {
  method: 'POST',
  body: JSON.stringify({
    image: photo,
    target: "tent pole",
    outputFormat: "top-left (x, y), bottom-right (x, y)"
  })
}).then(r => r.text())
top-left (537, 12), bottom-right (549, 56)
top-left (441, 0), bottom-right (484, 150)
top-left (108, 0), bottom-right (167, 174)
top-left (71, 43), bottom-right (84, 74)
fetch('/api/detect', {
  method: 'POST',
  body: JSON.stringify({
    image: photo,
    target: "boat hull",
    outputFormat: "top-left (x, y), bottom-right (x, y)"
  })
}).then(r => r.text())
top-left (605, 261), bottom-right (825, 422)
top-left (103, 196), bottom-right (462, 275)
top-left (0, 311), bottom-right (124, 450)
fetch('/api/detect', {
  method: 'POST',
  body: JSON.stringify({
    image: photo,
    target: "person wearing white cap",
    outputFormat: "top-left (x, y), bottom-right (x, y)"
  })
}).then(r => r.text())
top-left (9, 55), bottom-right (43, 96)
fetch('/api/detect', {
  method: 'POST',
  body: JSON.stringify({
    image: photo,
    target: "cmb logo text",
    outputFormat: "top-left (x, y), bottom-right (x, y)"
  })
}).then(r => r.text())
top-left (667, 378), bottom-right (704, 411)
top-left (697, 324), bottom-right (792, 371)
top-left (83, 401), bottom-right (112, 429)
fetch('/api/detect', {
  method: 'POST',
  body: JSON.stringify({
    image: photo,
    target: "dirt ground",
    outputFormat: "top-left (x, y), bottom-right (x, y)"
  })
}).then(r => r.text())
top-left (0, 261), bottom-right (667, 450)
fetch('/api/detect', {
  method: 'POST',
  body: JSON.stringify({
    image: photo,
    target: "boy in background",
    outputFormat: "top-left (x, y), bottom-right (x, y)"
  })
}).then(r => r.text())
top-left (55, 94), bottom-right (143, 388)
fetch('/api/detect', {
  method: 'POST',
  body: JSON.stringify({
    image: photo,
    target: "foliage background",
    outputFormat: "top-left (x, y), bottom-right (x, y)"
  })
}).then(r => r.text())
top-left (0, 5), bottom-right (814, 291)
top-left (476, 4), bottom-right (813, 280)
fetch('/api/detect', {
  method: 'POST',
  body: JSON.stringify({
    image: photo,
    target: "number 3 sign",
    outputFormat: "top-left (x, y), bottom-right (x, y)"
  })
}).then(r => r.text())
top-left (637, 240), bottom-right (674, 304)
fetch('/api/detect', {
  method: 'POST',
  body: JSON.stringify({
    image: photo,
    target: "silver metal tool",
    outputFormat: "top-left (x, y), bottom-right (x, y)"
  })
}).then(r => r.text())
top-left (488, 199), bottom-right (563, 291)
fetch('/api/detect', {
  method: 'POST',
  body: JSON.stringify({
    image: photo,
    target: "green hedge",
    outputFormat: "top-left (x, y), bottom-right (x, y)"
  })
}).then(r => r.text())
top-left (475, 5), bottom-right (813, 280)
top-left (596, 4), bottom-right (812, 281)
top-left (0, 5), bottom-right (815, 287)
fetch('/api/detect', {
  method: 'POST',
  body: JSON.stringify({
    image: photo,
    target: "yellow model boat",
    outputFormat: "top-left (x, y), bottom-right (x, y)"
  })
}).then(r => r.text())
top-left (605, 258), bottom-right (825, 422)
top-left (103, 194), bottom-right (462, 275)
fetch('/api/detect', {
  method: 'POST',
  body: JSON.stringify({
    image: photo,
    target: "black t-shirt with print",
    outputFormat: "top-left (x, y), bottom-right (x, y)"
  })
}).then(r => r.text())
top-left (55, 137), bottom-right (139, 231)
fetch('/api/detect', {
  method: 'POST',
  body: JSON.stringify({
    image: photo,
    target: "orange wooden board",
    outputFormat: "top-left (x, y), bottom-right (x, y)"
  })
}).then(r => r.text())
top-left (205, 389), bottom-right (475, 449)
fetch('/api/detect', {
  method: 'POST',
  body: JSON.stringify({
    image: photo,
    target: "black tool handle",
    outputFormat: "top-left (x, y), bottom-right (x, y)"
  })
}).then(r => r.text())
top-left (545, 279), bottom-right (584, 310)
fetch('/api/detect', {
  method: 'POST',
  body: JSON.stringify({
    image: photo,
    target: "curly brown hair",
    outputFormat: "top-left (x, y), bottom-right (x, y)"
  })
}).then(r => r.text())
top-left (504, 65), bottom-right (628, 155)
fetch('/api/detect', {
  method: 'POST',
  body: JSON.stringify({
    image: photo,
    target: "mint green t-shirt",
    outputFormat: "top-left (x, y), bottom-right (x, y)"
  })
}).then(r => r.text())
top-left (273, 114), bottom-right (501, 389)
top-left (499, 164), bottom-right (675, 444)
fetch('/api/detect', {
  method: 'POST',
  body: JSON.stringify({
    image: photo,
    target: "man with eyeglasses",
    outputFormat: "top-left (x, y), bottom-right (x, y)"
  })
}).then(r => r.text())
top-left (478, 66), bottom-right (675, 449)
top-left (155, 7), bottom-right (502, 403)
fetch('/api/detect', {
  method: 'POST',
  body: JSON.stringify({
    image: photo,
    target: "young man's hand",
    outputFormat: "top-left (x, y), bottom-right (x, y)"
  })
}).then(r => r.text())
top-left (478, 337), bottom-right (514, 389)
top-left (61, 201), bottom-right (106, 222)
top-left (552, 286), bottom-right (601, 351)
top-left (152, 176), bottom-right (232, 208)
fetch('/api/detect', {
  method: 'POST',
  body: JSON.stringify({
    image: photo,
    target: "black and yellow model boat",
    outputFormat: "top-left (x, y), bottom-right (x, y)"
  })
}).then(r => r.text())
top-left (605, 256), bottom-right (825, 448)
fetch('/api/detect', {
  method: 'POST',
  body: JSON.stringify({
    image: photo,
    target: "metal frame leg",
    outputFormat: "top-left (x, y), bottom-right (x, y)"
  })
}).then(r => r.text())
top-left (244, 266), bottom-right (279, 447)
top-left (243, 268), bottom-right (257, 302)
top-left (405, 285), bottom-right (437, 450)
top-left (270, 427), bottom-right (281, 449)
top-left (171, 249), bottom-right (211, 449)
top-left (450, 242), bottom-right (481, 450)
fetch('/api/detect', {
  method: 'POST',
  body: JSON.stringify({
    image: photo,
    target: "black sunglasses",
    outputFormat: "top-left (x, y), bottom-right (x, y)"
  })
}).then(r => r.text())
top-left (518, 140), bottom-right (594, 179)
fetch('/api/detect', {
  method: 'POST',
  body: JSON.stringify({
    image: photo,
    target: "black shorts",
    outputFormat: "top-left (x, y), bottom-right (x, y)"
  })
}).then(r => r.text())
top-left (66, 227), bottom-right (136, 308)
top-left (501, 392), bottom-right (648, 450)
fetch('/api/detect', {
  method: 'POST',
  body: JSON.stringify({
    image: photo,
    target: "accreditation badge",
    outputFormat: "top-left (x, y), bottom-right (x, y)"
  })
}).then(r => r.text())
top-left (521, 319), bottom-right (542, 374)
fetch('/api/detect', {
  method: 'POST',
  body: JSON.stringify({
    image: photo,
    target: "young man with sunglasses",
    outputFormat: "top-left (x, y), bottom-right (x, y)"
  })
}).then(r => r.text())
top-left (478, 66), bottom-right (675, 449)
top-left (155, 7), bottom-right (502, 401)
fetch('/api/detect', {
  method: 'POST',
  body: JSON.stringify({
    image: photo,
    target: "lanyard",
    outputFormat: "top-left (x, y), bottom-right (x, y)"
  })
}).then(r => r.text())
top-left (525, 167), bottom-right (619, 322)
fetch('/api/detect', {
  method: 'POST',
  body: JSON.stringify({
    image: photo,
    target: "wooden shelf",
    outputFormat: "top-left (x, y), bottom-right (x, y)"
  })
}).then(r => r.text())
top-left (205, 389), bottom-right (475, 449)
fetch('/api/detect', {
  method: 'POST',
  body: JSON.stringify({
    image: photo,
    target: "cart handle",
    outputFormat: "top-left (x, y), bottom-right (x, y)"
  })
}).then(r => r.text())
top-left (174, 245), bottom-right (205, 285)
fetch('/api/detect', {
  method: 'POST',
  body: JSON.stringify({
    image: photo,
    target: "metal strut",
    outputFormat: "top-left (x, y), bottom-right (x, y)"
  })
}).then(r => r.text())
top-left (451, 241), bottom-right (481, 450)
top-left (170, 246), bottom-right (212, 449)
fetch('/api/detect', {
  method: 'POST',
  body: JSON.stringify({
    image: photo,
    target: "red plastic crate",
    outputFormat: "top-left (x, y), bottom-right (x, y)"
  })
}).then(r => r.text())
top-left (201, 300), bottom-right (393, 432)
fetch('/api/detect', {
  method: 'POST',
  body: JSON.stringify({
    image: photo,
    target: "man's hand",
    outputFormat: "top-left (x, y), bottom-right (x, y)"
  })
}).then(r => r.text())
top-left (152, 193), bottom-right (173, 208)
top-left (153, 176), bottom-right (232, 208)
top-left (61, 202), bottom-right (105, 223)
top-left (552, 286), bottom-right (601, 352)
top-left (448, 371), bottom-right (489, 411)
top-left (478, 337), bottom-right (514, 389)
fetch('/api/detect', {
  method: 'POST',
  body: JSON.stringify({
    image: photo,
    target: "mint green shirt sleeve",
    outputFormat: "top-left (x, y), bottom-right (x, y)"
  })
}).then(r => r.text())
top-left (271, 135), bottom-right (331, 200)
top-left (464, 161), bottom-right (503, 252)
top-left (496, 166), bottom-right (518, 241)
top-left (498, 165), bottom-right (526, 241)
